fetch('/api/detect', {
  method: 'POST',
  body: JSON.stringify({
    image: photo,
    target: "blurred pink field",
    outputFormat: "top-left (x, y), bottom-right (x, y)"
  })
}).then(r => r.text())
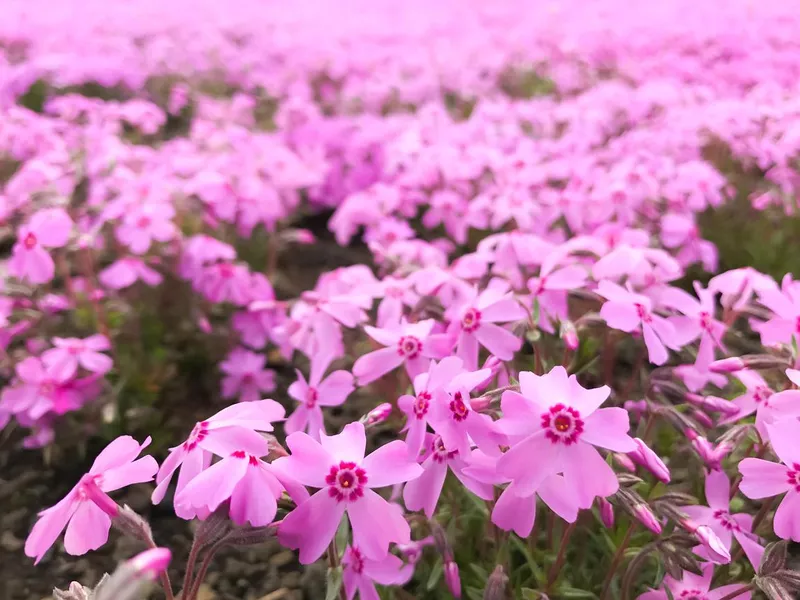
top-left (3, 1), bottom-right (800, 599)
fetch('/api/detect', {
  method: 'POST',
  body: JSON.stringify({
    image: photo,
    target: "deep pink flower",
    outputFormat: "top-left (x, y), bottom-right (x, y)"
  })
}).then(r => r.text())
top-left (275, 423), bottom-right (423, 563)
top-left (403, 434), bottom-right (494, 518)
top-left (739, 419), bottom-right (800, 541)
top-left (99, 258), bottom-right (162, 290)
top-left (152, 400), bottom-right (285, 517)
top-left (25, 436), bottom-right (157, 563)
top-left (497, 367), bottom-right (635, 506)
top-left (638, 563), bottom-right (750, 600)
top-left (41, 335), bottom-right (112, 380)
top-left (598, 280), bottom-right (682, 365)
top-left (0, 356), bottom-right (80, 419)
top-left (342, 545), bottom-right (413, 600)
top-left (680, 469), bottom-right (764, 568)
top-left (220, 348), bottom-right (276, 403)
top-left (448, 283), bottom-right (527, 370)
top-left (10, 208), bottom-right (73, 284)
top-left (353, 319), bottom-right (444, 385)
top-left (286, 352), bottom-right (354, 440)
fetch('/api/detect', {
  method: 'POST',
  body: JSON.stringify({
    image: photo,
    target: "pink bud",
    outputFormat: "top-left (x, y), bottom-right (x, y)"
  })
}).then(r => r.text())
top-left (475, 356), bottom-right (503, 391)
top-left (614, 453), bottom-right (637, 473)
top-left (197, 316), bottom-right (212, 334)
top-left (633, 504), bottom-right (662, 534)
top-left (685, 393), bottom-right (740, 416)
top-left (560, 321), bottom-right (579, 351)
top-left (709, 357), bottom-right (745, 373)
top-left (130, 548), bottom-right (172, 579)
top-left (283, 228), bottom-right (316, 245)
top-left (693, 524), bottom-right (731, 564)
top-left (628, 438), bottom-right (671, 483)
top-left (363, 402), bottom-right (392, 426)
top-left (690, 408), bottom-right (713, 428)
top-left (598, 497), bottom-right (615, 528)
top-left (444, 561), bottom-right (461, 598)
top-left (470, 396), bottom-right (491, 412)
top-left (623, 400), bottom-right (649, 414)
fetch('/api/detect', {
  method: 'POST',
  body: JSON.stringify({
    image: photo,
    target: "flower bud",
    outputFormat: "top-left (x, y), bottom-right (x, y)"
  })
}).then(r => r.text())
top-left (94, 548), bottom-right (171, 600)
top-left (628, 438), bottom-right (671, 483)
top-left (362, 402), bottom-right (392, 427)
top-left (560, 321), bottom-right (579, 351)
top-left (614, 453), bottom-right (637, 473)
top-left (684, 393), bottom-right (740, 416)
top-left (690, 408), bottom-right (713, 428)
top-left (130, 548), bottom-right (172, 579)
top-left (709, 357), bottom-right (745, 373)
top-left (282, 228), bottom-right (316, 245)
top-left (633, 503), bottom-right (662, 534)
top-left (598, 497), bottom-right (615, 528)
top-left (711, 354), bottom-right (790, 373)
top-left (483, 565), bottom-right (508, 600)
top-left (397, 536), bottom-right (434, 564)
top-left (623, 399), bottom-right (649, 414)
top-left (444, 560), bottom-right (461, 598)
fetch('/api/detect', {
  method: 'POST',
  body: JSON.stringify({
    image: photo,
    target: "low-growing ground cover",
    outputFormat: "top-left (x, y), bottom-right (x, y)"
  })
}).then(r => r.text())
top-left (3, 1), bottom-right (800, 599)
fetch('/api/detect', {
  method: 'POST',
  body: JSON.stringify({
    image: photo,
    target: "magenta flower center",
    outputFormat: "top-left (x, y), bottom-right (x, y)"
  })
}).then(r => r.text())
top-left (218, 263), bottom-right (234, 278)
top-left (305, 386), bottom-right (318, 408)
top-left (461, 308), bottom-right (482, 332)
top-left (678, 591), bottom-right (707, 600)
top-left (38, 380), bottom-right (55, 396)
top-left (386, 286), bottom-right (403, 298)
top-left (449, 392), bottom-right (469, 422)
top-left (529, 278), bottom-right (545, 296)
top-left (66, 341), bottom-right (84, 355)
top-left (634, 303), bottom-right (652, 324)
top-left (787, 464), bottom-right (800, 492)
top-left (397, 335), bottom-right (422, 358)
top-left (348, 547), bottom-right (365, 574)
top-left (137, 215), bottom-right (151, 228)
top-left (183, 421), bottom-right (209, 451)
top-left (76, 473), bottom-right (104, 500)
top-left (326, 461), bottom-right (368, 502)
top-left (431, 436), bottom-right (458, 463)
top-left (753, 385), bottom-right (772, 406)
top-left (713, 509), bottom-right (739, 531)
top-left (23, 232), bottom-right (38, 249)
top-left (541, 404), bottom-right (584, 444)
top-left (413, 391), bottom-right (431, 419)
top-left (699, 311), bottom-right (713, 331)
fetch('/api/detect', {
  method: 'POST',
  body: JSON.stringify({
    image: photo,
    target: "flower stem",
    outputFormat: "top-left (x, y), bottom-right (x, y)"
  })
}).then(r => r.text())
top-left (545, 521), bottom-right (577, 592)
top-left (327, 537), bottom-right (347, 600)
top-left (599, 524), bottom-right (636, 600)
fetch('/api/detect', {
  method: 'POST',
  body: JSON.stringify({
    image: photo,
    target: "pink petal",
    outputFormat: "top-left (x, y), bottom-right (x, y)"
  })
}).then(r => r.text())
top-left (348, 489), bottom-right (410, 559)
top-left (229, 465), bottom-right (280, 527)
top-left (543, 265), bottom-right (587, 291)
top-left (321, 422), bottom-right (367, 464)
top-left (24, 490), bottom-right (80, 563)
top-left (473, 323), bottom-right (521, 360)
top-left (63, 501), bottom-right (111, 556)
top-left (79, 352), bottom-right (113, 374)
top-left (709, 586), bottom-right (751, 600)
top-left (200, 427), bottom-right (270, 457)
top-left (538, 475), bottom-right (580, 523)
top-left (456, 330), bottom-right (479, 371)
top-left (739, 458), bottom-right (791, 499)
top-left (317, 371), bottom-right (355, 406)
top-left (176, 455), bottom-right (248, 512)
top-left (642, 322), bottom-right (669, 365)
top-left (705, 469), bottom-right (731, 511)
top-left (363, 325), bottom-right (400, 347)
top-left (600, 301), bottom-right (640, 332)
top-left (773, 491), bottom-right (800, 542)
top-left (101, 456), bottom-right (158, 491)
top-left (480, 297), bottom-right (526, 323)
top-left (209, 399), bottom-right (285, 429)
top-left (498, 390), bottom-right (539, 436)
top-left (279, 490), bottom-right (346, 564)
top-left (766, 418), bottom-right (800, 465)
top-left (274, 432), bottom-right (334, 488)
top-left (151, 447), bottom-right (186, 504)
top-left (492, 483), bottom-right (536, 537)
top-left (581, 408), bottom-right (636, 451)
top-left (561, 442), bottom-right (619, 508)
top-left (90, 436), bottom-right (150, 474)
top-left (352, 347), bottom-right (404, 385)
top-left (402, 458), bottom-right (447, 518)
top-left (284, 404), bottom-right (309, 437)
top-left (362, 440), bottom-right (424, 488)
top-left (497, 430), bottom-right (560, 496)
top-left (427, 356), bottom-right (466, 391)
top-left (732, 529), bottom-right (764, 570)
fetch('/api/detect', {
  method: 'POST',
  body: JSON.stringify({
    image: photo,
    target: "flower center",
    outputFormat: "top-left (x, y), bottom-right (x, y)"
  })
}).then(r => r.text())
top-left (713, 509), bottom-right (739, 531)
top-left (679, 592), bottom-right (707, 600)
top-left (137, 216), bottom-right (151, 228)
top-left (23, 232), bottom-right (37, 249)
top-left (218, 263), bottom-right (234, 278)
top-left (183, 421), bottom-right (209, 451)
top-left (386, 286), bottom-right (403, 298)
top-left (634, 303), bottom-right (652, 324)
top-left (541, 404), bottom-right (584, 444)
top-left (449, 392), bottom-right (470, 422)
top-left (346, 547), bottom-right (365, 574)
top-left (76, 473), bottom-right (104, 500)
top-left (431, 436), bottom-right (458, 463)
top-left (461, 308), bottom-right (482, 332)
top-left (529, 277), bottom-right (545, 296)
top-left (787, 464), bottom-right (800, 492)
top-left (397, 335), bottom-right (422, 358)
top-left (305, 387), bottom-right (318, 408)
top-left (38, 381), bottom-right (55, 396)
top-left (413, 391), bottom-right (431, 419)
top-left (753, 385), bottom-right (772, 406)
top-left (699, 311), bottom-right (713, 331)
top-left (326, 461), bottom-right (368, 502)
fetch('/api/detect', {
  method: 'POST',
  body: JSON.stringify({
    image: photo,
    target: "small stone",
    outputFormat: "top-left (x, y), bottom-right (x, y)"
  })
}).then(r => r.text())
top-left (258, 589), bottom-right (290, 600)
top-left (270, 550), bottom-right (294, 568)
top-left (0, 530), bottom-right (23, 551)
top-left (195, 584), bottom-right (216, 600)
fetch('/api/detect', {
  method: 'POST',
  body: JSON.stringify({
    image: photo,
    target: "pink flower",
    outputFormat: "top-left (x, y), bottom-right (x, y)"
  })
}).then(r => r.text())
top-left (99, 258), bottom-right (162, 290)
top-left (680, 469), bottom-right (764, 569)
top-left (342, 545), bottom-right (413, 600)
top-left (741, 419), bottom-right (800, 541)
top-left (41, 335), bottom-right (112, 380)
top-left (115, 202), bottom-right (176, 254)
top-left (526, 253), bottom-right (587, 333)
top-left (662, 283), bottom-right (727, 355)
top-left (24, 436), bottom-right (157, 563)
top-left (286, 352), bottom-right (354, 440)
top-left (598, 280), bottom-right (682, 365)
top-left (638, 563), bottom-right (750, 600)
top-left (403, 434), bottom-right (494, 518)
top-left (196, 262), bottom-right (254, 306)
top-left (754, 273), bottom-right (800, 346)
top-left (717, 370), bottom-right (799, 438)
top-left (0, 356), bottom-right (81, 419)
top-left (152, 400), bottom-right (285, 517)
top-left (708, 267), bottom-right (777, 312)
top-left (449, 283), bottom-right (527, 370)
top-left (275, 422), bottom-right (423, 563)
top-left (220, 348), bottom-right (276, 403)
top-left (353, 319), bottom-right (444, 385)
top-left (10, 208), bottom-right (73, 284)
top-left (497, 367), bottom-right (635, 506)
top-left (175, 449), bottom-right (307, 527)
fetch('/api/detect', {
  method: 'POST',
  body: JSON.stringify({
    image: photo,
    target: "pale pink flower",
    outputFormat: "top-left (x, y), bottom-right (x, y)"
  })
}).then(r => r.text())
top-left (0, 356), bottom-right (81, 419)
top-left (115, 202), bottom-right (176, 254)
top-left (10, 208), bottom-right (73, 284)
top-left (638, 563), bottom-right (750, 600)
top-left (41, 335), bottom-right (112, 380)
top-left (220, 348), bottom-right (276, 402)
top-left (99, 258), bottom-right (162, 290)
top-left (25, 436), bottom-right (157, 563)
top-left (342, 545), bottom-right (413, 600)
top-left (276, 423), bottom-right (423, 563)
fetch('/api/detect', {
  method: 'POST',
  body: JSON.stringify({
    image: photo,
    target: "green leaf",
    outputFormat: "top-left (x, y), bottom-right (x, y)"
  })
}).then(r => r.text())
top-left (325, 566), bottom-right (343, 600)
top-left (335, 517), bottom-right (350, 552)
top-left (426, 558), bottom-right (443, 591)
top-left (555, 585), bottom-right (598, 598)
top-left (521, 589), bottom-right (542, 600)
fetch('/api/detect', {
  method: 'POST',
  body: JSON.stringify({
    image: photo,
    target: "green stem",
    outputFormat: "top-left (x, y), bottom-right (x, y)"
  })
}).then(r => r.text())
top-left (599, 524), bottom-right (636, 600)
top-left (545, 521), bottom-right (577, 592)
